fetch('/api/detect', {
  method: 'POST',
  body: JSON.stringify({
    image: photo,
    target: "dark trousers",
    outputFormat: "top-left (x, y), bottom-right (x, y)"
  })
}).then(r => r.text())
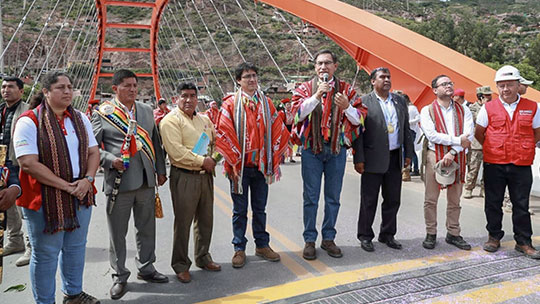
top-left (357, 149), bottom-right (402, 241)
top-left (230, 167), bottom-right (270, 251)
top-left (484, 163), bottom-right (533, 245)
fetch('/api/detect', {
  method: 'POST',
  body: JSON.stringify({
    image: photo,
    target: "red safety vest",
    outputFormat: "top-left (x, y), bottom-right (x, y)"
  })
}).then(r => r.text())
top-left (483, 97), bottom-right (537, 166)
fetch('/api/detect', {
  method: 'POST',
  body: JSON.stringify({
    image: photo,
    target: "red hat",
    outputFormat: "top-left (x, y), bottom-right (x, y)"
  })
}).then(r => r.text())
top-left (453, 89), bottom-right (465, 97)
top-left (280, 98), bottom-right (291, 104)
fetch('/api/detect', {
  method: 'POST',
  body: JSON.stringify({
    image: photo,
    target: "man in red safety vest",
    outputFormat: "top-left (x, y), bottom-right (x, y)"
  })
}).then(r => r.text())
top-left (475, 65), bottom-right (540, 259)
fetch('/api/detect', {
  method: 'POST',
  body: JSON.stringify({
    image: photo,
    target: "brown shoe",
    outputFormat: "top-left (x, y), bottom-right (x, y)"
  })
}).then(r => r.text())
top-left (515, 244), bottom-right (540, 259)
top-left (200, 261), bottom-right (221, 272)
top-left (321, 240), bottom-right (343, 258)
top-left (176, 271), bottom-right (191, 283)
top-left (232, 250), bottom-right (246, 268)
top-left (255, 246), bottom-right (281, 262)
top-left (402, 168), bottom-right (411, 181)
top-left (483, 236), bottom-right (500, 252)
top-left (303, 242), bottom-right (316, 260)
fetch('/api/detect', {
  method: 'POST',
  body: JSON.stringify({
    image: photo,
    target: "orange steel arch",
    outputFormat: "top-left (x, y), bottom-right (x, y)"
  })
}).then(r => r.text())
top-left (89, 0), bottom-right (169, 105)
top-left (259, 0), bottom-right (540, 108)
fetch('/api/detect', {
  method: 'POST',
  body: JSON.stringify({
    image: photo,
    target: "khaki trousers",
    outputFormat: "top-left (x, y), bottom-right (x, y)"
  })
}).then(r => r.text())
top-left (169, 167), bottom-right (214, 273)
top-left (424, 150), bottom-right (463, 236)
top-left (465, 149), bottom-right (483, 191)
top-left (6, 204), bottom-right (24, 248)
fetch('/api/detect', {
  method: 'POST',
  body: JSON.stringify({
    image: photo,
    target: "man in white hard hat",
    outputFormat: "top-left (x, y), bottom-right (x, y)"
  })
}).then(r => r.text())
top-left (475, 65), bottom-right (540, 259)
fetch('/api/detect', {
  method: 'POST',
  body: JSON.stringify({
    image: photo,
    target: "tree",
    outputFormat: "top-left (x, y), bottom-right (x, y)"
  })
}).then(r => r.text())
top-left (526, 34), bottom-right (540, 75)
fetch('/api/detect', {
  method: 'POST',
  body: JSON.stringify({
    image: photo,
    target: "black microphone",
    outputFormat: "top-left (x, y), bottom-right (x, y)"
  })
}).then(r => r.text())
top-left (322, 73), bottom-right (329, 98)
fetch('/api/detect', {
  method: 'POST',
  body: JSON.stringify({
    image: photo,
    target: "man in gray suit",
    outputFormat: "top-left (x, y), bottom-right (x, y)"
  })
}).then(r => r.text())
top-left (353, 67), bottom-right (414, 252)
top-left (92, 69), bottom-right (168, 300)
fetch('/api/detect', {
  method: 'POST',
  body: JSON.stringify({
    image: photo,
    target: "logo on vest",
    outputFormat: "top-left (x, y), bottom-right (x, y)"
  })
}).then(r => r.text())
top-left (519, 110), bottom-right (533, 116)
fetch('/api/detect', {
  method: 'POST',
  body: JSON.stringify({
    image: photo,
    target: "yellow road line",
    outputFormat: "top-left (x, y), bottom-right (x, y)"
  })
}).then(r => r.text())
top-left (213, 191), bottom-right (314, 279)
top-left (214, 185), bottom-right (335, 275)
top-left (198, 237), bottom-right (540, 304)
top-left (426, 274), bottom-right (540, 304)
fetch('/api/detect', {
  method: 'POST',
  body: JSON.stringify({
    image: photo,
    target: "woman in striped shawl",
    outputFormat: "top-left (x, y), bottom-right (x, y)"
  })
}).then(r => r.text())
top-left (13, 72), bottom-right (100, 304)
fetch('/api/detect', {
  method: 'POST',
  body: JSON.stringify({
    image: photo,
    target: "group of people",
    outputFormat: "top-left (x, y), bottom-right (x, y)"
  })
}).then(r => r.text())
top-left (0, 49), bottom-right (539, 304)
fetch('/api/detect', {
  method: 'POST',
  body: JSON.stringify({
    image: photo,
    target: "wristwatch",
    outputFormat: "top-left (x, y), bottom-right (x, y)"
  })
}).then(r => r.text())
top-left (449, 149), bottom-right (457, 156)
top-left (85, 176), bottom-right (94, 183)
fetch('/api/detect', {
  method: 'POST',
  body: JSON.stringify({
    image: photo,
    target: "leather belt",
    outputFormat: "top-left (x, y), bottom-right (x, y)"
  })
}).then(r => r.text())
top-left (175, 166), bottom-right (207, 175)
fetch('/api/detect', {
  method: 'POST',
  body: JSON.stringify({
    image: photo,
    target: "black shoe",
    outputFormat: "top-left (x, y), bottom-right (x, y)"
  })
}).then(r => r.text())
top-left (445, 234), bottom-right (471, 250)
top-left (137, 271), bottom-right (169, 283)
top-left (110, 282), bottom-right (127, 300)
top-left (378, 236), bottom-right (402, 250)
top-left (360, 239), bottom-right (374, 252)
top-left (422, 234), bottom-right (437, 249)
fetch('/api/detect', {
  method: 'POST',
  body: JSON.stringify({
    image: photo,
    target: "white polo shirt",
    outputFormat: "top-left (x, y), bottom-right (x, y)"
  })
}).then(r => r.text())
top-left (13, 111), bottom-right (98, 178)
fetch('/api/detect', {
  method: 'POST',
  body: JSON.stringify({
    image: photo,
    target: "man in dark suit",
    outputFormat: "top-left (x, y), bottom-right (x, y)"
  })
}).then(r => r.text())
top-left (92, 69), bottom-right (168, 300)
top-left (353, 67), bottom-right (414, 252)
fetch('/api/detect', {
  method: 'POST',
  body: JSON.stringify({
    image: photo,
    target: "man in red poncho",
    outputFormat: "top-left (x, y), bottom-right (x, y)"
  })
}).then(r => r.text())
top-left (292, 49), bottom-right (367, 261)
top-left (216, 62), bottom-right (290, 268)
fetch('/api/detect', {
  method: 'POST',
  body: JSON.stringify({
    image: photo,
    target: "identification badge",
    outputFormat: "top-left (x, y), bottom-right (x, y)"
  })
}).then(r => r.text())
top-left (388, 123), bottom-right (394, 134)
top-left (100, 104), bottom-right (114, 115)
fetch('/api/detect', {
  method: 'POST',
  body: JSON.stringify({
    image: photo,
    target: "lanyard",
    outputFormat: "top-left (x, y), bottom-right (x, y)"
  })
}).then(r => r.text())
top-left (378, 95), bottom-right (394, 124)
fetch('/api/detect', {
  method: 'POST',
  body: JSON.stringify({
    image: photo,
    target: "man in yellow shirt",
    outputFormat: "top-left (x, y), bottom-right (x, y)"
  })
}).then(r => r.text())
top-left (160, 82), bottom-right (221, 283)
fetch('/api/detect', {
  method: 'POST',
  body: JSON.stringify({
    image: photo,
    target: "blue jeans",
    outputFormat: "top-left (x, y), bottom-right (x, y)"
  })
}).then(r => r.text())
top-left (23, 204), bottom-right (92, 304)
top-left (230, 167), bottom-right (270, 251)
top-left (302, 145), bottom-right (347, 242)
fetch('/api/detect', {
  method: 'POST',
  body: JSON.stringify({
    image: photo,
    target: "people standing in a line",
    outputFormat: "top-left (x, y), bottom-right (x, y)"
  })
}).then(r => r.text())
top-left (215, 62), bottom-right (290, 268)
top-left (14, 72), bottom-right (100, 304)
top-left (353, 67), bottom-right (413, 252)
top-left (0, 77), bottom-right (30, 267)
top-left (419, 75), bottom-right (473, 251)
top-left (92, 69), bottom-right (168, 300)
top-left (292, 50), bottom-right (367, 260)
top-left (463, 86), bottom-right (492, 199)
top-left (475, 65), bottom-right (540, 259)
top-left (160, 82), bottom-right (221, 283)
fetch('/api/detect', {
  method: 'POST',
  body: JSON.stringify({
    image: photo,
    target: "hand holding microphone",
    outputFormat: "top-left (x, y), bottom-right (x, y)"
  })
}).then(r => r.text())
top-left (317, 73), bottom-right (331, 99)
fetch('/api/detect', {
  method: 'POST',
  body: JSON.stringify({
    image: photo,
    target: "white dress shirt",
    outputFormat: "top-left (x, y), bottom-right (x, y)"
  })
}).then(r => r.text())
top-left (476, 96), bottom-right (540, 128)
top-left (420, 101), bottom-right (474, 153)
top-left (376, 93), bottom-right (400, 151)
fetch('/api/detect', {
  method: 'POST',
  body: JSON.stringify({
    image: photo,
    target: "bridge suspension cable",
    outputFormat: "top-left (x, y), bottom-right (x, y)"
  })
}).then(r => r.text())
top-left (158, 17), bottom-right (197, 83)
top-left (208, 0), bottom-right (246, 62)
top-left (53, 0), bottom-right (93, 70)
top-left (273, 10), bottom-right (314, 61)
top-left (25, 0), bottom-right (80, 102)
top-left (190, 0), bottom-right (236, 85)
top-left (162, 13), bottom-right (215, 100)
top-left (234, 0), bottom-right (288, 84)
top-left (18, 0), bottom-right (62, 78)
top-left (173, 1), bottom-right (225, 96)
top-left (0, 0), bottom-right (38, 64)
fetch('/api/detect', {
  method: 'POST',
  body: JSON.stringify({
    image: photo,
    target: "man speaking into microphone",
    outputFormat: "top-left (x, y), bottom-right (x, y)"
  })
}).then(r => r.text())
top-left (292, 50), bottom-right (367, 260)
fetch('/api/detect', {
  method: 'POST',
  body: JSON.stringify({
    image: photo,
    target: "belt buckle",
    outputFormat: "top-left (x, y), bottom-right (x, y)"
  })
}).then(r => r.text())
top-left (199, 170), bottom-right (206, 175)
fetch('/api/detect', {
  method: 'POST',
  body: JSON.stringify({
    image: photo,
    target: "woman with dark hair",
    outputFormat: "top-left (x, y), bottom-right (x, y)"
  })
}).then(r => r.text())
top-left (13, 72), bottom-right (100, 304)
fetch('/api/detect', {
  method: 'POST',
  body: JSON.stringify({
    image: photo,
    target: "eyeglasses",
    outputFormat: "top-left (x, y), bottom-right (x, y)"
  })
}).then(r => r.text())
top-left (241, 73), bottom-right (258, 80)
top-left (315, 61), bottom-right (334, 66)
top-left (437, 82), bottom-right (454, 88)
